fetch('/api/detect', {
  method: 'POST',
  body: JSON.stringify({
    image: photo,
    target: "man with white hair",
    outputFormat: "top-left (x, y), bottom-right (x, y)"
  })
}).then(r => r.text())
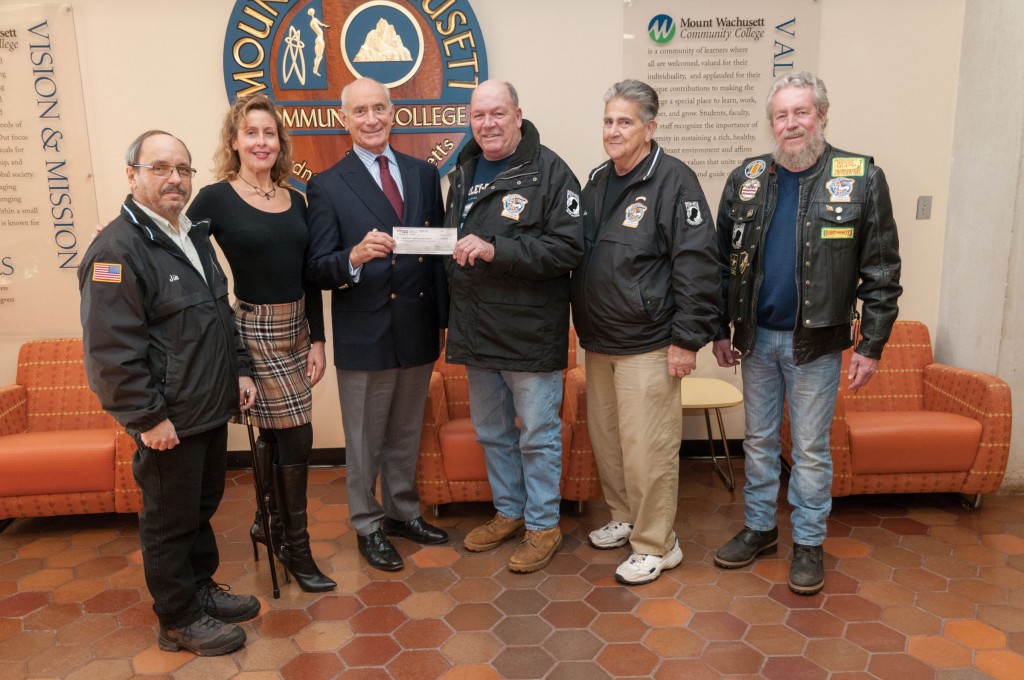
top-left (712, 71), bottom-right (902, 595)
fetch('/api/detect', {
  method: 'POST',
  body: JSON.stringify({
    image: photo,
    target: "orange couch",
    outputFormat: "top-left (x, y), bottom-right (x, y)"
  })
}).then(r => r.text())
top-left (782, 321), bottom-right (1012, 499)
top-left (0, 339), bottom-right (142, 524)
top-left (416, 330), bottom-right (601, 512)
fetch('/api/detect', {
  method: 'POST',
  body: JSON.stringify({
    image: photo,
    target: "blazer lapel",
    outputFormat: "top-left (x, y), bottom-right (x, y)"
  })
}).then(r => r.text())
top-left (337, 152), bottom-right (402, 228)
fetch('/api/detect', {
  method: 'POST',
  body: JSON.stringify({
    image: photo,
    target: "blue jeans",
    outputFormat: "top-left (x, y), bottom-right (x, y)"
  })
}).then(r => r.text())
top-left (740, 328), bottom-right (841, 545)
top-left (467, 368), bottom-right (563, 531)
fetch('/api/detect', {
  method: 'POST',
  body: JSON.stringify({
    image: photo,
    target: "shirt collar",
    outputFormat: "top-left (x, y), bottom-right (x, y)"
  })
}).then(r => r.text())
top-left (352, 143), bottom-right (397, 169)
top-left (135, 202), bottom-right (192, 238)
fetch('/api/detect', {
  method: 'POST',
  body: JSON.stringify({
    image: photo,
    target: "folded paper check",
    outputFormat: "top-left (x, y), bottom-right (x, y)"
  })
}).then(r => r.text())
top-left (392, 227), bottom-right (457, 255)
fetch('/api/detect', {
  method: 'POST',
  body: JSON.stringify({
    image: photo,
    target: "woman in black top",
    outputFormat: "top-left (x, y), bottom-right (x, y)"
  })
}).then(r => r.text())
top-left (188, 95), bottom-right (334, 592)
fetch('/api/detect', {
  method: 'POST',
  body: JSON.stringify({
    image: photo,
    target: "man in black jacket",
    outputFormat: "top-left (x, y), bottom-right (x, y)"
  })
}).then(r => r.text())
top-left (570, 80), bottom-right (721, 585)
top-left (445, 80), bottom-right (583, 573)
top-left (80, 130), bottom-right (259, 656)
top-left (712, 72), bottom-right (902, 595)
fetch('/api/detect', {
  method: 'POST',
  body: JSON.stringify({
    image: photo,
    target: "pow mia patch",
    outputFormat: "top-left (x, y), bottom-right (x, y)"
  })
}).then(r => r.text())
top-left (623, 200), bottom-right (648, 229)
top-left (685, 201), bottom-right (703, 226)
top-left (566, 190), bottom-right (581, 218)
top-left (501, 193), bottom-right (528, 221)
top-left (731, 224), bottom-right (745, 249)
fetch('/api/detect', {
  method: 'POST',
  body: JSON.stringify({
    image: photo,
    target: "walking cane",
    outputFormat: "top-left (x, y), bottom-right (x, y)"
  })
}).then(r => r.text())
top-left (245, 391), bottom-right (281, 599)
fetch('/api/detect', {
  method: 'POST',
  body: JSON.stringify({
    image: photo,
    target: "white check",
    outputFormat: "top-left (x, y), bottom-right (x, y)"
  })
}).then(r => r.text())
top-left (392, 227), bottom-right (457, 255)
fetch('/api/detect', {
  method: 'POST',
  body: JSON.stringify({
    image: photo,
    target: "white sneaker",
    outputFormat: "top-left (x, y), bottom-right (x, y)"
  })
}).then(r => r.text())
top-left (588, 521), bottom-right (633, 550)
top-left (614, 539), bottom-right (683, 585)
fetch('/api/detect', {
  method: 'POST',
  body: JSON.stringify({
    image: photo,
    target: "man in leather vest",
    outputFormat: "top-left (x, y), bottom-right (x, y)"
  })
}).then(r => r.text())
top-left (712, 72), bottom-right (902, 595)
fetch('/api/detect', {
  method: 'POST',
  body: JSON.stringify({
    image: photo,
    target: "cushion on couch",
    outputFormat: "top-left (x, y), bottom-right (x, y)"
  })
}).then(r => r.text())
top-left (0, 429), bottom-right (118, 495)
top-left (846, 411), bottom-right (982, 475)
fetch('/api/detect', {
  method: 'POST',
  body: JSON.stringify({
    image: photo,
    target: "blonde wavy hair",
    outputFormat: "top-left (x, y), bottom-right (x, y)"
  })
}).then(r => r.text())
top-left (213, 94), bottom-right (293, 185)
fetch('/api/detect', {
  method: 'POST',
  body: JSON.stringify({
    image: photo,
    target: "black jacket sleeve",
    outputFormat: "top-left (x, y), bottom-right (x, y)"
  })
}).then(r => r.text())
top-left (669, 175), bottom-right (723, 352)
top-left (79, 237), bottom-right (168, 433)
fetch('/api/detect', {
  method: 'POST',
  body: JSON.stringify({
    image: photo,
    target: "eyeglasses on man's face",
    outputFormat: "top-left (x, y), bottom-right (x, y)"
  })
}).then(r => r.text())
top-left (131, 164), bottom-right (197, 179)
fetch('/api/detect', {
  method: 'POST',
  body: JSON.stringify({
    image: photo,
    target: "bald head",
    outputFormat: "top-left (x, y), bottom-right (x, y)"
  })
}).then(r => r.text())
top-left (469, 79), bottom-right (523, 161)
top-left (340, 77), bottom-right (394, 155)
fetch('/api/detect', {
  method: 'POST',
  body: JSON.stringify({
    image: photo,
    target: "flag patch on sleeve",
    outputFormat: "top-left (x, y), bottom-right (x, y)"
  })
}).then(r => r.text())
top-left (92, 262), bottom-right (122, 283)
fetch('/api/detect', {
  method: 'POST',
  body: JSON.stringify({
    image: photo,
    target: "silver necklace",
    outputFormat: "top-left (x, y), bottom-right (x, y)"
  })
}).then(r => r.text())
top-left (239, 175), bottom-right (277, 200)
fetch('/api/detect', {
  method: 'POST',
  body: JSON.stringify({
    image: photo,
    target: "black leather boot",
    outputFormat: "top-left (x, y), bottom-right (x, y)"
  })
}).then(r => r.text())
top-left (275, 463), bottom-right (337, 592)
top-left (249, 439), bottom-right (283, 561)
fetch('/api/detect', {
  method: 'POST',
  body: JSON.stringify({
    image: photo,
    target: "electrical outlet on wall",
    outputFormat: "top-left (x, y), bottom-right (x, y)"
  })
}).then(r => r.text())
top-left (916, 196), bottom-right (932, 220)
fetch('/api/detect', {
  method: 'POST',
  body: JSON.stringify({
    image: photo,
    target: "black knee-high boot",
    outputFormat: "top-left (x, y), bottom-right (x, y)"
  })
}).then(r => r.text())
top-left (249, 439), bottom-right (283, 560)
top-left (275, 463), bottom-right (337, 592)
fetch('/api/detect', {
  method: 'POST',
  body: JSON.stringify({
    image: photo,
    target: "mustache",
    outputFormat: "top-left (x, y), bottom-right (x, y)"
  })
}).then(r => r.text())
top-left (160, 186), bottom-right (187, 197)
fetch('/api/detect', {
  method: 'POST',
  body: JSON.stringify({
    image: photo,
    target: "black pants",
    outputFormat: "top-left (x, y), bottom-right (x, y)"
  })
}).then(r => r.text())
top-left (132, 424), bottom-right (228, 628)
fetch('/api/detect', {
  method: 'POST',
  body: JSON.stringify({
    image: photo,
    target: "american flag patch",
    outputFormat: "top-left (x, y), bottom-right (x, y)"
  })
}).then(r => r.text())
top-left (92, 262), bottom-right (122, 283)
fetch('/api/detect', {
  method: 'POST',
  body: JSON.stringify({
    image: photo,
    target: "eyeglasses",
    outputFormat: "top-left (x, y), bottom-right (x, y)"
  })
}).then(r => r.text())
top-left (131, 164), bottom-right (197, 179)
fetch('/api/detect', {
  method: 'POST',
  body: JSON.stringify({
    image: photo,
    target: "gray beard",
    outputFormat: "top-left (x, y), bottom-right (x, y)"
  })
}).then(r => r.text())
top-left (772, 128), bottom-right (826, 171)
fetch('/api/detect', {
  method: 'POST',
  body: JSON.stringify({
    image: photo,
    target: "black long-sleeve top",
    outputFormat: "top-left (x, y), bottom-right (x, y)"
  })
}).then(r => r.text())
top-left (187, 181), bottom-right (326, 342)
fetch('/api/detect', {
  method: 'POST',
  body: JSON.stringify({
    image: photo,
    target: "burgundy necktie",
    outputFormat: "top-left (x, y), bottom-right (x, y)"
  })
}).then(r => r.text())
top-left (376, 155), bottom-right (404, 222)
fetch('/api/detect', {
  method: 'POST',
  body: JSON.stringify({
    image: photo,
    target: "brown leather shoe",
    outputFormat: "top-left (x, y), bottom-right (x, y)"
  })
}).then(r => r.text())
top-left (463, 514), bottom-right (525, 552)
top-left (508, 526), bottom-right (563, 573)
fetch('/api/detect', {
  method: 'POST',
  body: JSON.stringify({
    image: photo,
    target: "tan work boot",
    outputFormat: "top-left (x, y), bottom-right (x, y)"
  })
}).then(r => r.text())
top-left (464, 513), bottom-right (525, 552)
top-left (508, 526), bottom-right (563, 573)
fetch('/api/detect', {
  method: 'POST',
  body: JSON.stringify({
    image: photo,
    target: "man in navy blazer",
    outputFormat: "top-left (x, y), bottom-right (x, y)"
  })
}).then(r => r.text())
top-left (306, 77), bottom-right (449, 571)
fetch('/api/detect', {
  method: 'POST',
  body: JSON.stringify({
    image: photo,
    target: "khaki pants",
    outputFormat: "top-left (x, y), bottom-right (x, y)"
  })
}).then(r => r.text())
top-left (585, 347), bottom-right (682, 556)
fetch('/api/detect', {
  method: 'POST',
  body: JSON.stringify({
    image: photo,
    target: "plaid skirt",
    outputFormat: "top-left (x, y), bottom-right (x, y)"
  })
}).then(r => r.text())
top-left (233, 297), bottom-right (313, 429)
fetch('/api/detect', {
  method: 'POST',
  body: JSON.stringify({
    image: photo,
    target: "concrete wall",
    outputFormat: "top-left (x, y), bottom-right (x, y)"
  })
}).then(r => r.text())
top-left (938, 0), bottom-right (1024, 490)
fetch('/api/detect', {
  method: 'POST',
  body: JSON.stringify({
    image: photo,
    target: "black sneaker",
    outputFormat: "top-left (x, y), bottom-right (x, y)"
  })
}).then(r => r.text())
top-left (197, 581), bottom-right (260, 623)
top-left (158, 613), bottom-right (246, 656)
top-left (714, 526), bottom-right (779, 569)
top-left (789, 543), bottom-right (825, 595)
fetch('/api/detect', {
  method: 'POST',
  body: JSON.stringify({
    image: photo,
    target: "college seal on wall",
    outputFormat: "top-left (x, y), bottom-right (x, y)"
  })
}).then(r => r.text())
top-left (222, 0), bottom-right (488, 186)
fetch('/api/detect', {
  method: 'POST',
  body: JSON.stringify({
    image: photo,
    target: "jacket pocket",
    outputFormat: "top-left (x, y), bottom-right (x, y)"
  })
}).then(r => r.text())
top-left (815, 203), bottom-right (862, 249)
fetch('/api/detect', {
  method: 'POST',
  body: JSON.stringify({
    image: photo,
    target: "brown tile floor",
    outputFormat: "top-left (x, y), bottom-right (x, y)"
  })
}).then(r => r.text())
top-left (2, 460), bottom-right (1023, 679)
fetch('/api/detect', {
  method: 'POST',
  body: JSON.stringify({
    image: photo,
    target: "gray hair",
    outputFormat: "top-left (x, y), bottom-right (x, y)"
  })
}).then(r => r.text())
top-left (125, 130), bottom-right (190, 166)
top-left (604, 80), bottom-right (659, 124)
top-left (340, 78), bottom-right (392, 110)
top-left (765, 70), bottom-right (829, 120)
top-left (501, 81), bottom-right (519, 108)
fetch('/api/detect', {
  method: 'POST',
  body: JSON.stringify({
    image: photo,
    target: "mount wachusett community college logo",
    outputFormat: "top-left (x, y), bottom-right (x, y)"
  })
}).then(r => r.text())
top-left (223, 0), bottom-right (487, 186)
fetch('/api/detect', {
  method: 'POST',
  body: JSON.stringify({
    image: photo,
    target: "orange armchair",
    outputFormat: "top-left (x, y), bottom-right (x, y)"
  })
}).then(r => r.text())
top-left (782, 321), bottom-right (1012, 500)
top-left (416, 329), bottom-right (601, 513)
top-left (0, 339), bottom-right (142, 526)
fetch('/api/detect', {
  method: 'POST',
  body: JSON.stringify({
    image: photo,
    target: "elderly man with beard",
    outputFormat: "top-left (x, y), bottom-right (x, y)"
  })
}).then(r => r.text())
top-left (711, 71), bottom-right (902, 595)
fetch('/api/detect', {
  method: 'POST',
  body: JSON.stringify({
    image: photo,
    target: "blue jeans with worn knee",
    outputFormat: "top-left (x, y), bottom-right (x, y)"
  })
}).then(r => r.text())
top-left (467, 368), bottom-right (563, 531)
top-left (740, 328), bottom-right (841, 545)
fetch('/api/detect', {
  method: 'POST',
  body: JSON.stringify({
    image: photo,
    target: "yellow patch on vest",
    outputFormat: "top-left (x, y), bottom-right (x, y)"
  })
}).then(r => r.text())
top-left (831, 157), bottom-right (865, 177)
top-left (821, 227), bottom-right (855, 239)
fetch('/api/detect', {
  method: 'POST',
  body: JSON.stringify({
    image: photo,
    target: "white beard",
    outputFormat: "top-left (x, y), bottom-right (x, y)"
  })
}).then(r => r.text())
top-left (772, 126), bottom-right (826, 171)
